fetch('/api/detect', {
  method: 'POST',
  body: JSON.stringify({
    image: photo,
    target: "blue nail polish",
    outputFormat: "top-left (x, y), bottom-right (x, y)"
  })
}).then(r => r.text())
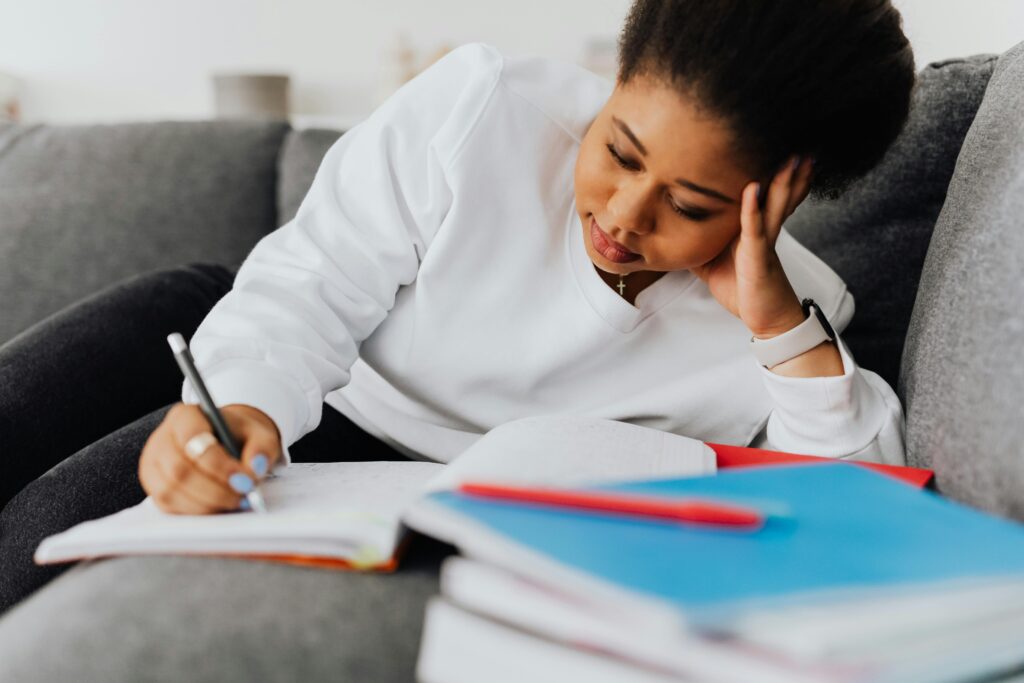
top-left (229, 473), bottom-right (254, 494)
top-left (251, 454), bottom-right (268, 478)
top-left (238, 498), bottom-right (252, 511)
top-left (791, 156), bottom-right (802, 172)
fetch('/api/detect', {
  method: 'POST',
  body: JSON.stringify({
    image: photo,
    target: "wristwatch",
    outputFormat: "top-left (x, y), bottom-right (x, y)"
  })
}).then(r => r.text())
top-left (749, 298), bottom-right (836, 369)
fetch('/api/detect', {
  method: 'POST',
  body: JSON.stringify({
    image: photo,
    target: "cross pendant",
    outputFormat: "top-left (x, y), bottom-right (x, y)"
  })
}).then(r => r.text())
top-left (617, 276), bottom-right (627, 296)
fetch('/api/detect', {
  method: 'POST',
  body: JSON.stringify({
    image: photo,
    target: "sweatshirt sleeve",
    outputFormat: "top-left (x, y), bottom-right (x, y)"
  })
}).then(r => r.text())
top-left (747, 332), bottom-right (907, 466)
top-left (180, 43), bottom-right (503, 468)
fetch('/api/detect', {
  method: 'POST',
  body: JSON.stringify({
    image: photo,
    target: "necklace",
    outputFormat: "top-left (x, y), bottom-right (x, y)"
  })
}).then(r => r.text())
top-left (617, 273), bottom-right (627, 297)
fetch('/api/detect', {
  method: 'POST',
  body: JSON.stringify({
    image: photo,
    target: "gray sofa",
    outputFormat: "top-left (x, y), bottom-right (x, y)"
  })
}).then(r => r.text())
top-left (0, 41), bottom-right (1022, 681)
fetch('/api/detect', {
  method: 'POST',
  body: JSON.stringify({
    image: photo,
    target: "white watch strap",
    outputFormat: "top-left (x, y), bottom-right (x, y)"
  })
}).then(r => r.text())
top-left (749, 307), bottom-right (832, 368)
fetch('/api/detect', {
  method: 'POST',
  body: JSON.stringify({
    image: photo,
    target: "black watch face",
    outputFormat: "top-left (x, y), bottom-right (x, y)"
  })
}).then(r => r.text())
top-left (801, 298), bottom-right (836, 341)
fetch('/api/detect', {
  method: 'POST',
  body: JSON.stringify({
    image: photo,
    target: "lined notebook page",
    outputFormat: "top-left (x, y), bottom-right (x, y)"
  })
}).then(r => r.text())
top-left (424, 415), bottom-right (716, 493)
top-left (35, 461), bottom-right (444, 566)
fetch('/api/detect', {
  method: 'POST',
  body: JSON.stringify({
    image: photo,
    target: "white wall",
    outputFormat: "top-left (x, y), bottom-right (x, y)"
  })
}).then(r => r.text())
top-left (0, 0), bottom-right (633, 127)
top-left (0, 0), bottom-right (1021, 127)
top-left (897, 0), bottom-right (1024, 68)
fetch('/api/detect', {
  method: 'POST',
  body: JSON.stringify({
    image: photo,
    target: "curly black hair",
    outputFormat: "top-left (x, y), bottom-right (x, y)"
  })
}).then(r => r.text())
top-left (617, 0), bottom-right (916, 198)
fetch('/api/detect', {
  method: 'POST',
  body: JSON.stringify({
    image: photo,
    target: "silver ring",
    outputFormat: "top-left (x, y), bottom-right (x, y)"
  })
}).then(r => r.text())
top-left (184, 432), bottom-right (218, 462)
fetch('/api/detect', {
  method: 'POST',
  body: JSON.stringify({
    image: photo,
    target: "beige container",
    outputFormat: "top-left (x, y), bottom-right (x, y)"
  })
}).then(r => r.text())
top-left (0, 72), bottom-right (21, 122)
top-left (212, 73), bottom-right (290, 120)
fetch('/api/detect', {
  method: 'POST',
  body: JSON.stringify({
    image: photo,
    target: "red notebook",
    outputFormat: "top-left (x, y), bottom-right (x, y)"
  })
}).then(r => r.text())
top-left (705, 442), bottom-right (934, 489)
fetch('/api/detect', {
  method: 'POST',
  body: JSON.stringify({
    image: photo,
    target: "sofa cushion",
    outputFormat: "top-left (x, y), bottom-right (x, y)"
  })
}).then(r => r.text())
top-left (784, 55), bottom-right (997, 390)
top-left (0, 120), bottom-right (289, 344)
top-left (0, 536), bottom-right (455, 682)
top-left (277, 127), bottom-right (344, 226)
top-left (899, 41), bottom-right (1024, 519)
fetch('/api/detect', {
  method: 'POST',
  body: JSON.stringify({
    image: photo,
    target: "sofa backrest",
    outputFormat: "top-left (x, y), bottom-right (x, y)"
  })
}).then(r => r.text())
top-left (0, 120), bottom-right (288, 344)
top-left (900, 41), bottom-right (1024, 519)
top-left (277, 127), bottom-right (344, 228)
top-left (785, 54), bottom-right (997, 391)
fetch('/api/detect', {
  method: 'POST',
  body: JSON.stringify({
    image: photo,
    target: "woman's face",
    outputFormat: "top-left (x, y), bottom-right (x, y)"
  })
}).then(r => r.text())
top-left (574, 74), bottom-right (757, 278)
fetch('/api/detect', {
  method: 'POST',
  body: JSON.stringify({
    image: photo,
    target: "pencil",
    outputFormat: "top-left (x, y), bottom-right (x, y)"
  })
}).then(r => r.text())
top-left (458, 482), bottom-right (765, 530)
top-left (167, 332), bottom-right (268, 514)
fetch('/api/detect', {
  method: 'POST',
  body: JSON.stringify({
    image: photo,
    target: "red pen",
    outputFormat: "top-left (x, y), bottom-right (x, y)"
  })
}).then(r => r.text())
top-left (457, 482), bottom-right (766, 531)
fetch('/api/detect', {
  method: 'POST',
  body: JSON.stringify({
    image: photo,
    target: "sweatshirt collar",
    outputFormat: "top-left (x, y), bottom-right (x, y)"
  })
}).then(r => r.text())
top-left (566, 199), bottom-right (698, 333)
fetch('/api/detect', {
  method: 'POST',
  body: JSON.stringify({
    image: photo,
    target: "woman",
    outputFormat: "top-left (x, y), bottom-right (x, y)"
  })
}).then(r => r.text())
top-left (135, 1), bottom-right (911, 515)
top-left (0, 0), bottom-right (914, 674)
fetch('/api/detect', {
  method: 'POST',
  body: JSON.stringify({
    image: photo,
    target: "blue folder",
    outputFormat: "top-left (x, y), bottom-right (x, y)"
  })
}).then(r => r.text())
top-left (425, 462), bottom-right (1024, 626)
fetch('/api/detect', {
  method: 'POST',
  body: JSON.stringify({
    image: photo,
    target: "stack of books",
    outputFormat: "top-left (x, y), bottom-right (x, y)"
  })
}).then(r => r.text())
top-left (409, 462), bottom-right (1024, 683)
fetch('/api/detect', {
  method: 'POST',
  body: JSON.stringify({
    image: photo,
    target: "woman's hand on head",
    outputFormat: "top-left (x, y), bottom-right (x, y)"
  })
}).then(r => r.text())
top-left (690, 154), bottom-right (815, 337)
top-left (138, 403), bottom-right (283, 515)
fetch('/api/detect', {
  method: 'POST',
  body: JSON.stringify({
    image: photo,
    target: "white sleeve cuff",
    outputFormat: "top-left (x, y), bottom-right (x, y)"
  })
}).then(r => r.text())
top-left (754, 336), bottom-right (901, 461)
top-left (180, 362), bottom-right (312, 468)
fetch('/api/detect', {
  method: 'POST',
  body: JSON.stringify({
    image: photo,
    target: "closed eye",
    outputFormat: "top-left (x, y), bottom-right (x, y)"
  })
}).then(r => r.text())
top-left (607, 142), bottom-right (636, 170)
top-left (605, 144), bottom-right (713, 221)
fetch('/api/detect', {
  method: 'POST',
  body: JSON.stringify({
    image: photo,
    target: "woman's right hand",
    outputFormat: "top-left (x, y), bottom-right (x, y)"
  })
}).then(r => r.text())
top-left (138, 403), bottom-right (283, 515)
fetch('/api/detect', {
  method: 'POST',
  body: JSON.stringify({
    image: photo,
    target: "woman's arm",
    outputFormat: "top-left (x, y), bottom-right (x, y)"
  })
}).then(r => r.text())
top-left (180, 44), bottom-right (504, 463)
top-left (688, 155), bottom-right (906, 465)
top-left (749, 333), bottom-right (907, 465)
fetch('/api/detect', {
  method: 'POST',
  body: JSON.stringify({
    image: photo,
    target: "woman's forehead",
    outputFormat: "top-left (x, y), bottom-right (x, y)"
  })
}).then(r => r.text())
top-left (606, 76), bottom-right (751, 184)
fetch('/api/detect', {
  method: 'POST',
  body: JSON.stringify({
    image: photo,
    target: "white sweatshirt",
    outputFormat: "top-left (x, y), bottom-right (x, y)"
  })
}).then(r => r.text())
top-left (182, 42), bottom-right (906, 468)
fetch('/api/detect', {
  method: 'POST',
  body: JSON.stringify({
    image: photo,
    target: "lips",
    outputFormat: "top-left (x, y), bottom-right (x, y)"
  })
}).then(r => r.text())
top-left (590, 218), bottom-right (641, 263)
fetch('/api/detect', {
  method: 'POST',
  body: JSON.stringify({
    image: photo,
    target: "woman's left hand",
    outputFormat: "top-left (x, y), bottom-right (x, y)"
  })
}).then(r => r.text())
top-left (689, 155), bottom-right (815, 337)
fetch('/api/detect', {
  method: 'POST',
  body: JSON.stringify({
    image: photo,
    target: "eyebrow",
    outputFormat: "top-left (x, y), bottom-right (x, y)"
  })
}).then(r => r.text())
top-left (611, 116), bottom-right (737, 205)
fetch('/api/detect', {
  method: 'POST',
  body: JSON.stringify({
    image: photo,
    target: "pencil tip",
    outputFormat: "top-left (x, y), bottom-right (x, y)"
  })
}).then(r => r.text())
top-left (248, 490), bottom-right (269, 514)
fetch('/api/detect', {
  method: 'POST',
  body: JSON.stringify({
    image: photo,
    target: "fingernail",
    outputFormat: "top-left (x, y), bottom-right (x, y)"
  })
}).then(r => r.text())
top-left (238, 497), bottom-right (252, 511)
top-left (755, 182), bottom-right (764, 203)
top-left (251, 454), bottom-right (268, 478)
top-left (229, 473), bottom-right (254, 494)
top-left (791, 155), bottom-right (802, 172)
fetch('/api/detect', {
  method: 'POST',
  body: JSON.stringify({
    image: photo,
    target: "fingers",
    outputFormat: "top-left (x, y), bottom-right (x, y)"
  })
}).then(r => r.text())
top-left (152, 425), bottom-right (244, 512)
top-left (753, 154), bottom-right (816, 246)
top-left (740, 181), bottom-right (765, 241)
top-left (221, 405), bottom-right (283, 481)
top-left (139, 428), bottom-right (228, 515)
top-left (762, 155), bottom-right (799, 238)
top-left (165, 438), bottom-right (247, 510)
top-left (138, 403), bottom-right (285, 515)
top-left (140, 450), bottom-right (218, 515)
top-left (168, 404), bottom-right (255, 493)
top-left (784, 156), bottom-right (814, 218)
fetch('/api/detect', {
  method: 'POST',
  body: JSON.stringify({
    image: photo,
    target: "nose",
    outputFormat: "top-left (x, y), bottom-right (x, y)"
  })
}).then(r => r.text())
top-left (606, 178), bottom-right (654, 239)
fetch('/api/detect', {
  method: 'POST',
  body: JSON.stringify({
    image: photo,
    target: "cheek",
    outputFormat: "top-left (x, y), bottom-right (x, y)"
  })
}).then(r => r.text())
top-left (574, 143), bottom-right (608, 199)
top-left (700, 220), bottom-right (742, 258)
top-left (664, 219), bottom-right (741, 264)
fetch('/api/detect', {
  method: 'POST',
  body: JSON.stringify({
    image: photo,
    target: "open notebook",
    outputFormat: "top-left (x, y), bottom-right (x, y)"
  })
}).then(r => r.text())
top-left (34, 415), bottom-right (716, 571)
